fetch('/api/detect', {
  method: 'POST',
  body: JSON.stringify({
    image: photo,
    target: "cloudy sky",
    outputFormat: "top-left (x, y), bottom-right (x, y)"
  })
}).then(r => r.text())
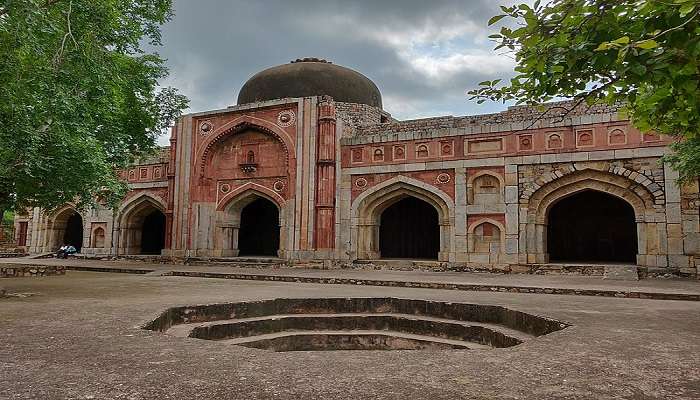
top-left (155, 0), bottom-right (521, 143)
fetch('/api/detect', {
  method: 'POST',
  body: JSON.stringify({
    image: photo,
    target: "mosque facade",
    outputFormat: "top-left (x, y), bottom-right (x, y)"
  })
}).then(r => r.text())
top-left (15, 58), bottom-right (700, 276)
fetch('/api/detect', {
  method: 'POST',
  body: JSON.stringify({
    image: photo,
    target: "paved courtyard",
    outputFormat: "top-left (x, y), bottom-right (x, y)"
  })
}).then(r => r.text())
top-left (2, 267), bottom-right (700, 399)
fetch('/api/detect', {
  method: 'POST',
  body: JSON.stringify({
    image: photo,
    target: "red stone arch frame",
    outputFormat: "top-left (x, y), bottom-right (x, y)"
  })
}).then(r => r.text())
top-left (213, 184), bottom-right (289, 258)
top-left (195, 115), bottom-right (296, 178)
top-left (216, 182), bottom-right (286, 212)
top-left (350, 175), bottom-right (456, 262)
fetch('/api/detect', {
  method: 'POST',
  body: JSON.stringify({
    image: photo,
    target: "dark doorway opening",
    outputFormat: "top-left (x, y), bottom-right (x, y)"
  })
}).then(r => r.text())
top-left (238, 198), bottom-right (280, 257)
top-left (547, 190), bottom-right (637, 263)
top-left (379, 196), bottom-right (440, 260)
top-left (63, 213), bottom-right (83, 252)
top-left (140, 209), bottom-right (166, 255)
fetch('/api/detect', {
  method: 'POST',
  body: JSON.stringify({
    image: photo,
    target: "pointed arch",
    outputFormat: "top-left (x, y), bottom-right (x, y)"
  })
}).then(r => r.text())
top-left (217, 182), bottom-right (285, 212)
top-left (468, 218), bottom-right (505, 259)
top-left (351, 175), bottom-right (455, 261)
top-left (116, 192), bottom-right (166, 224)
top-left (521, 167), bottom-right (661, 266)
top-left (526, 169), bottom-right (657, 224)
top-left (521, 163), bottom-right (664, 205)
top-left (468, 171), bottom-right (504, 205)
top-left (213, 185), bottom-right (288, 258)
top-left (196, 115), bottom-right (295, 176)
top-left (46, 205), bottom-right (84, 251)
top-left (115, 192), bottom-right (167, 255)
top-left (351, 175), bottom-right (454, 224)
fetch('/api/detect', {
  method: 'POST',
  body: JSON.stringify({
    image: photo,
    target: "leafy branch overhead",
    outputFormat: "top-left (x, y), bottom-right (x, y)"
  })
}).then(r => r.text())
top-left (0, 0), bottom-right (189, 212)
top-left (469, 0), bottom-right (700, 181)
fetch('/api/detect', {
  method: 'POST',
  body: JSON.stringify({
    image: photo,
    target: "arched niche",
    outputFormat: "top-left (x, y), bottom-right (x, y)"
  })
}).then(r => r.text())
top-left (92, 227), bottom-right (106, 248)
top-left (468, 172), bottom-right (504, 205)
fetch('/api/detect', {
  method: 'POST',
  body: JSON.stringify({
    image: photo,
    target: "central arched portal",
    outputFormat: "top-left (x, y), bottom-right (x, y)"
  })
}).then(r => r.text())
top-left (547, 190), bottom-right (637, 263)
top-left (379, 196), bottom-right (439, 260)
top-left (237, 197), bottom-right (280, 257)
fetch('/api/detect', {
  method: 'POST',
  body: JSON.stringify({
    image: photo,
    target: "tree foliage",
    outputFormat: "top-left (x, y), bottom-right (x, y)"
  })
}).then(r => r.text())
top-left (469, 0), bottom-right (700, 181)
top-left (0, 0), bottom-right (188, 212)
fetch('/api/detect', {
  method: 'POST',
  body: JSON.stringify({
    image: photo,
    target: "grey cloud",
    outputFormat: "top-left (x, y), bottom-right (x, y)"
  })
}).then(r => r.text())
top-left (155, 0), bottom-right (517, 135)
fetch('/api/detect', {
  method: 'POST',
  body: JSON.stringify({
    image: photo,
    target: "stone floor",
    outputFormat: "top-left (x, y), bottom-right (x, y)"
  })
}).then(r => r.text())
top-left (1, 268), bottom-right (700, 399)
top-left (3, 257), bottom-right (700, 296)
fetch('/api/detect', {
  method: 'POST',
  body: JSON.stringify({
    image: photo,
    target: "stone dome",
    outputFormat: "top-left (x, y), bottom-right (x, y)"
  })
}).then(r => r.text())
top-left (237, 58), bottom-right (382, 108)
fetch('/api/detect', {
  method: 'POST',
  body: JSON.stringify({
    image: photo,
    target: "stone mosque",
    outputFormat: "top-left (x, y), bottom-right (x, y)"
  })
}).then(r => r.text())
top-left (14, 58), bottom-right (700, 276)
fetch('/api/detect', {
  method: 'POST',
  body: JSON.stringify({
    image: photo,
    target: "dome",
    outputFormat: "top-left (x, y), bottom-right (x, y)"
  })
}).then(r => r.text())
top-left (237, 58), bottom-right (382, 108)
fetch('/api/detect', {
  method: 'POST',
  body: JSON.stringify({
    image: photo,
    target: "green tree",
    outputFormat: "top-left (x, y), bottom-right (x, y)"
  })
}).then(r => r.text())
top-left (469, 0), bottom-right (700, 181)
top-left (0, 0), bottom-right (188, 212)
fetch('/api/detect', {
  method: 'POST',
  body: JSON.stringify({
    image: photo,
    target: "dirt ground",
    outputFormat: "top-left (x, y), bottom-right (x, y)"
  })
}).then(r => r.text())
top-left (1, 271), bottom-right (700, 399)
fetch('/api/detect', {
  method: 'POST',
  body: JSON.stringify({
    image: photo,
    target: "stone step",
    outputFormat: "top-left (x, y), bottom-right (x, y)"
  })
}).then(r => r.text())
top-left (603, 265), bottom-right (639, 281)
top-left (220, 330), bottom-right (488, 350)
top-left (186, 257), bottom-right (284, 266)
top-left (167, 312), bottom-right (534, 341)
top-left (166, 312), bottom-right (533, 350)
top-left (29, 253), bottom-right (55, 259)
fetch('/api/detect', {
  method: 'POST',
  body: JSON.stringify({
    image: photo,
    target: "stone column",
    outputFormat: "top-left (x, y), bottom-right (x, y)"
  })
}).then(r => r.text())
top-left (164, 126), bottom-right (177, 252)
top-left (663, 164), bottom-right (689, 270)
top-left (314, 97), bottom-right (337, 253)
top-left (438, 220), bottom-right (452, 262)
top-left (357, 221), bottom-right (379, 259)
top-left (504, 164), bottom-right (520, 264)
top-left (454, 167), bottom-right (468, 262)
top-left (217, 225), bottom-right (239, 257)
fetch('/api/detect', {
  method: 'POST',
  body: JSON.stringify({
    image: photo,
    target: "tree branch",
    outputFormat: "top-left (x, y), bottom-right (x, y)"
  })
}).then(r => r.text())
top-left (649, 9), bottom-right (699, 40)
top-left (53, 1), bottom-right (77, 69)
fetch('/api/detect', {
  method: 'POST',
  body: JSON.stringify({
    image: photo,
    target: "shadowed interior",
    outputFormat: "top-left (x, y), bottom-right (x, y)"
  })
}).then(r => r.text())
top-left (547, 190), bottom-right (637, 263)
top-left (379, 197), bottom-right (439, 260)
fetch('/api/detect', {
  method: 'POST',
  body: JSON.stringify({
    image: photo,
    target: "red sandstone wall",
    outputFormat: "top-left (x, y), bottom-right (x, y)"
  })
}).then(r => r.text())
top-left (341, 122), bottom-right (668, 168)
top-left (189, 106), bottom-right (299, 209)
top-left (351, 170), bottom-right (456, 202)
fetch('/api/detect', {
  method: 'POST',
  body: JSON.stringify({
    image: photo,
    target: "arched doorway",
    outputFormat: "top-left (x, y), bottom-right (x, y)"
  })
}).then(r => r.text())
top-left (119, 198), bottom-right (167, 255)
top-left (379, 196), bottom-right (439, 259)
top-left (63, 213), bottom-right (83, 252)
top-left (140, 209), bottom-right (166, 255)
top-left (547, 190), bottom-right (637, 263)
top-left (237, 198), bottom-right (280, 256)
top-left (50, 208), bottom-right (83, 252)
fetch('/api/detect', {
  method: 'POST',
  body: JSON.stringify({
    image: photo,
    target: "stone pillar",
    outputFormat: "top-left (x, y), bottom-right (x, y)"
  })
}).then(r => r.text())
top-left (664, 164), bottom-right (690, 270)
top-left (164, 126), bottom-right (177, 252)
top-left (438, 221), bottom-right (452, 262)
top-left (218, 225), bottom-right (239, 257)
top-left (357, 221), bottom-right (379, 259)
top-left (454, 167), bottom-right (468, 262)
top-left (314, 97), bottom-right (337, 252)
top-left (504, 164), bottom-right (519, 263)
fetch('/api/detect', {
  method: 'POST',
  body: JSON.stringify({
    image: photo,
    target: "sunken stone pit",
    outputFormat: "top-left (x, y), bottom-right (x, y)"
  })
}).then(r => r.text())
top-left (143, 298), bottom-right (569, 352)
